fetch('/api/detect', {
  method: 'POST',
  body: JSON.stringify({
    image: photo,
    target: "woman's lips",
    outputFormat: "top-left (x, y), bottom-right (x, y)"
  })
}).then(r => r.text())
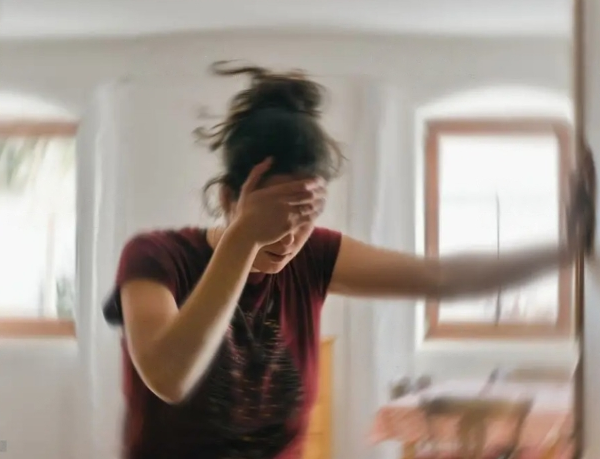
top-left (266, 251), bottom-right (289, 261)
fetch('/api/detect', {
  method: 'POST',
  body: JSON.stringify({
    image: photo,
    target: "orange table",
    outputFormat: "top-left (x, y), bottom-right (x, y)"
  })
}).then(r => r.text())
top-left (370, 380), bottom-right (573, 458)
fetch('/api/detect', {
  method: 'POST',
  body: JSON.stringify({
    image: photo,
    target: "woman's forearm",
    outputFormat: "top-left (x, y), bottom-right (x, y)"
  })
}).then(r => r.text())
top-left (142, 222), bottom-right (258, 403)
top-left (436, 243), bottom-right (573, 298)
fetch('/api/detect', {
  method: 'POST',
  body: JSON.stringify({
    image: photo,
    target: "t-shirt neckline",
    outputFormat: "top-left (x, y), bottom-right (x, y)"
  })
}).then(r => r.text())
top-left (200, 227), bottom-right (267, 285)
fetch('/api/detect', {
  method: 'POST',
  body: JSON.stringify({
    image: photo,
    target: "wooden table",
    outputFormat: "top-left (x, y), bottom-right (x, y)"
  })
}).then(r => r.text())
top-left (370, 380), bottom-right (573, 458)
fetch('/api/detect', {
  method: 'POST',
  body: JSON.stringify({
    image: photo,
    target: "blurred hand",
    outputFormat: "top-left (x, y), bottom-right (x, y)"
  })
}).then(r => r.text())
top-left (566, 142), bottom-right (596, 256)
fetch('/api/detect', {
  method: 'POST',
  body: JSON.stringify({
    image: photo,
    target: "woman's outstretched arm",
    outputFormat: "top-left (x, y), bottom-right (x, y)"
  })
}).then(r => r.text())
top-left (328, 236), bottom-right (571, 299)
top-left (330, 153), bottom-right (594, 300)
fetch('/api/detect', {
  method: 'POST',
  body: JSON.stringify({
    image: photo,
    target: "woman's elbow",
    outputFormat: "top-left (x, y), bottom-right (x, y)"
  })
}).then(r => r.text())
top-left (134, 355), bottom-right (194, 405)
top-left (143, 372), bottom-right (191, 405)
top-left (153, 386), bottom-right (188, 405)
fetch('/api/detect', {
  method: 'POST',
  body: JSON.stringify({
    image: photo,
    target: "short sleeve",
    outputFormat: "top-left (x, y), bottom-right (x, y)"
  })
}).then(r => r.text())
top-left (304, 227), bottom-right (342, 298)
top-left (103, 234), bottom-right (178, 326)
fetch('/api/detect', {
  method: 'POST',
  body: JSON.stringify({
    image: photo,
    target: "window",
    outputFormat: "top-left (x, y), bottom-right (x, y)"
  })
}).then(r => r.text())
top-left (424, 119), bottom-right (573, 340)
top-left (0, 121), bottom-right (77, 337)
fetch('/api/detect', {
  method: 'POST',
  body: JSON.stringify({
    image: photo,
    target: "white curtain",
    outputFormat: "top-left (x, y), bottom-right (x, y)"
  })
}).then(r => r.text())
top-left (343, 80), bottom-right (415, 459)
top-left (73, 78), bottom-right (223, 459)
top-left (74, 80), bottom-right (127, 459)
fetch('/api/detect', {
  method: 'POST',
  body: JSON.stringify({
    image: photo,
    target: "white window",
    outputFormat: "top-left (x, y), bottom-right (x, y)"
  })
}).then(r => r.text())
top-left (0, 121), bottom-right (77, 337)
top-left (424, 119), bottom-right (573, 340)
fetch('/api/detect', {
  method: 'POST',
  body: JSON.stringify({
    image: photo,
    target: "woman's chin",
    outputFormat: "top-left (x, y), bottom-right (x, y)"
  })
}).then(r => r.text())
top-left (253, 254), bottom-right (291, 273)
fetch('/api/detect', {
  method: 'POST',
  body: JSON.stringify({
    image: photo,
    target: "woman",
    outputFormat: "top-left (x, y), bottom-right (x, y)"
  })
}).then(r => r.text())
top-left (103, 62), bottom-right (594, 459)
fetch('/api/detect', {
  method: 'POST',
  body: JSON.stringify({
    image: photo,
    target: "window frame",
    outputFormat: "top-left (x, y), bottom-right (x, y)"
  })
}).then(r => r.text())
top-left (0, 119), bottom-right (78, 339)
top-left (424, 118), bottom-right (574, 340)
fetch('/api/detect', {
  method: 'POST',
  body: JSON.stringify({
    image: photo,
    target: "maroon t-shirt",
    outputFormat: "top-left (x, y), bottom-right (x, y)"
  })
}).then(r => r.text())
top-left (103, 226), bottom-right (342, 459)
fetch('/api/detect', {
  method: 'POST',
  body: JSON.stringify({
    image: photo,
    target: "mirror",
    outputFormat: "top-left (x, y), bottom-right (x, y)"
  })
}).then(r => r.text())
top-left (0, 2), bottom-right (583, 459)
top-left (577, 0), bottom-right (600, 457)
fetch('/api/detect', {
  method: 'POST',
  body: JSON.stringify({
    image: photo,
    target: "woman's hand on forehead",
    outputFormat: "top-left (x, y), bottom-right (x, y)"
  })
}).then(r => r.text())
top-left (258, 172), bottom-right (324, 190)
top-left (231, 160), bottom-right (326, 247)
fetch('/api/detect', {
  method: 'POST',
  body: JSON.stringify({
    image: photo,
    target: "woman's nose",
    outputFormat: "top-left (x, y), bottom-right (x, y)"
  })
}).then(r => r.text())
top-left (279, 232), bottom-right (295, 248)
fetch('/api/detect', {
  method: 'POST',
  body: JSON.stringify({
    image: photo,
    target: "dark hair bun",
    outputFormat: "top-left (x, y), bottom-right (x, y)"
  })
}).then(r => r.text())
top-left (197, 61), bottom-right (344, 216)
top-left (210, 60), bottom-right (324, 117)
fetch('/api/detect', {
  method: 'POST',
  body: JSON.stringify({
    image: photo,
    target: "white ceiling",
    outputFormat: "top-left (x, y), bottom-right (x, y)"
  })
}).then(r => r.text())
top-left (0, 0), bottom-right (572, 39)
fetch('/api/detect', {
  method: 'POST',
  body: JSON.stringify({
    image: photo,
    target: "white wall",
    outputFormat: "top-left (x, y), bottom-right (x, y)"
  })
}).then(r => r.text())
top-left (0, 32), bottom-right (570, 459)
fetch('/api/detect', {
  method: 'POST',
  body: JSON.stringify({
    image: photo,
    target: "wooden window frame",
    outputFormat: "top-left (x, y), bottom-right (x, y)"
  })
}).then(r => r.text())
top-left (424, 118), bottom-right (574, 340)
top-left (0, 120), bottom-right (78, 338)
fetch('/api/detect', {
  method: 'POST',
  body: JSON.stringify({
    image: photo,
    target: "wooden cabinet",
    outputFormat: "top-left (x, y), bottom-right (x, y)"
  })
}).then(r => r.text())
top-left (302, 337), bottom-right (334, 459)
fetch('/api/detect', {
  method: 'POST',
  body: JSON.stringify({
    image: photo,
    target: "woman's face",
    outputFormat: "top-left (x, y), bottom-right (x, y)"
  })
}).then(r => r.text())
top-left (226, 174), bottom-right (320, 274)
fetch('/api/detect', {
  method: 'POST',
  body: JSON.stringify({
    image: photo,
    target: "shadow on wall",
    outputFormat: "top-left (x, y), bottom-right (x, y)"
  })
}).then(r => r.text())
top-left (418, 86), bottom-right (573, 121)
